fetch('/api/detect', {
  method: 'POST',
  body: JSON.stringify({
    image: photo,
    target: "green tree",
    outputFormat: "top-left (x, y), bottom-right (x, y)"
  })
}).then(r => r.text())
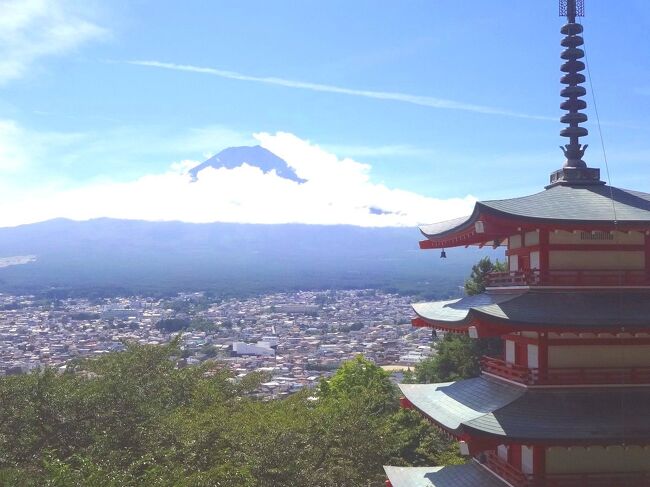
top-left (412, 257), bottom-right (505, 383)
top-left (0, 347), bottom-right (458, 486)
top-left (319, 355), bottom-right (397, 414)
top-left (463, 256), bottom-right (507, 296)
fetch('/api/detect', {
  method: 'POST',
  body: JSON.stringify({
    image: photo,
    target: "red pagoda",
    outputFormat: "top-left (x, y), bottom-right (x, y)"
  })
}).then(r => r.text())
top-left (385, 1), bottom-right (650, 486)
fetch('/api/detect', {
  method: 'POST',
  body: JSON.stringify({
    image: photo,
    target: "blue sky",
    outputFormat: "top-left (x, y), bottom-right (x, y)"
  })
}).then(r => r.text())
top-left (1, 0), bottom-right (650, 226)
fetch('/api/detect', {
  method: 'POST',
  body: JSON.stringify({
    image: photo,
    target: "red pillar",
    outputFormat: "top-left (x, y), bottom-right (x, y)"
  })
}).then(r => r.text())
top-left (508, 443), bottom-right (522, 470)
top-left (645, 232), bottom-right (650, 283)
top-left (533, 445), bottom-right (546, 477)
top-left (539, 229), bottom-right (550, 281)
top-left (538, 332), bottom-right (549, 384)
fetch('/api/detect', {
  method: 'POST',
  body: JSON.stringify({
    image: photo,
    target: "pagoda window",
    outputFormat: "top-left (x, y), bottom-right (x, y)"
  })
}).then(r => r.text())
top-left (521, 445), bottom-right (534, 475)
top-left (546, 446), bottom-right (650, 474)
top-left (530, 250), bottom-right (540, 269)
top-left (505, 339), bottom-right (516, 364)
top-left (524, 230), bottom-right (539, 246)
top-left (527, 344), bottom-right (539, 368)
top-left (497, 444), bottom-right (508, 462)
top-left (509, 234), bottom-right (522, 249)
top-left (509, 255), bottom-right (519, 272)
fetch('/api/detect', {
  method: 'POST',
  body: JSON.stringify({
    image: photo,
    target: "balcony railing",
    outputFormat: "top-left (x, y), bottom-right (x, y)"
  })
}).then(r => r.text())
top-left (481, 356), bottom-right (650, 386)
top-left (483, 451), bottom-right (650, 487)
top-left (532, 473), bottom-right (650, 487)
top-left (484, 451), bottom-right (528, 487)
top-left (486, 269), bottom-right (650, 288)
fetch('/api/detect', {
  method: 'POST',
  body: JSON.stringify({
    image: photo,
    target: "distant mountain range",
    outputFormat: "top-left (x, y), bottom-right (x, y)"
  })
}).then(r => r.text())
top-left (0, 218), bottom-right (501, 298)
top-left (188, 145), bottom-right (305, 183)
top-left (0, 145), bottom-right (502, 297)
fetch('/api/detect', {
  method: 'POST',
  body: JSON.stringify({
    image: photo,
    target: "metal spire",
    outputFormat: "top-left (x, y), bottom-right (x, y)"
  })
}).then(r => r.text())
top-left (559, 0), bottom-right (587, 168)
top-left (548, 0), bottom-right (603, 187)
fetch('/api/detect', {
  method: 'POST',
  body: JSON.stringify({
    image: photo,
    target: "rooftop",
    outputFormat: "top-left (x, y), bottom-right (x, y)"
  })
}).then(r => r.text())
top-left (384, 463), bottom-right (507, 487)
top-left (419, 185), bottom-right (650, 248)
top-left (412, 289), bottom-right (650, 332)
top-left (400, 377), bottom-right (650, 443)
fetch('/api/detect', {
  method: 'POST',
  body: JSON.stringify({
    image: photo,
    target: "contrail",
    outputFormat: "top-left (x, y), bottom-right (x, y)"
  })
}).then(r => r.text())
top-left (128, 60), bottom-right (553, 121)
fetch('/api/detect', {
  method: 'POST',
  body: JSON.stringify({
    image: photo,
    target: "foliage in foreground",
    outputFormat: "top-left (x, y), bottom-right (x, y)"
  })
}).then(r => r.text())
top-left (405, 257), bottom-right (505, 384)
top-left (0, 345), bottom-right (460, 487)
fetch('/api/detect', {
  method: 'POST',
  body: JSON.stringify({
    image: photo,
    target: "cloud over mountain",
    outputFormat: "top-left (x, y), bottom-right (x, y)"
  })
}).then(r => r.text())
top-left (0, 132), bottom-right (475, 228)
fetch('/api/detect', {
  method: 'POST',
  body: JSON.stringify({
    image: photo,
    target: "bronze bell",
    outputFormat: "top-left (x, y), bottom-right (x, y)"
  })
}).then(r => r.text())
top-left (440, 249), bottom-right (447, 259)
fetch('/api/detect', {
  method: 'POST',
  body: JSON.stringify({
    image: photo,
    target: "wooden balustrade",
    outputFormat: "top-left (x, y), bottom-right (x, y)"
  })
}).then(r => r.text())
top-left (481, 356), bottom-right (532, 384)
top-left (486, 269), bottom-right (650, 287)
top-left (529, 472), bottom-right (650, 487)
top-left (483, 451), bottom-right (650, 487)
top-left (483, 451), bottom-right (528, 487)
top-left (481, 356), bottom-right (650, 386)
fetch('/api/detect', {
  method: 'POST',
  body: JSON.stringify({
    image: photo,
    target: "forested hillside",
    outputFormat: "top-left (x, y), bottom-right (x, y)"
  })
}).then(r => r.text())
top-left (0, 342), bottom-right (462, 486)
top-left (0, 219), bottom-right (503, 298)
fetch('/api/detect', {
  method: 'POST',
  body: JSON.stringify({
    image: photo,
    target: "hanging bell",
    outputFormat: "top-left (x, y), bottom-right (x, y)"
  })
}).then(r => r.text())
top-left (440, 249), bottom-right (447, 259)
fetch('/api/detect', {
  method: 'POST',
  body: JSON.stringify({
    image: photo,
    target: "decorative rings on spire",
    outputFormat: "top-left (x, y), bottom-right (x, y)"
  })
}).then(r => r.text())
top-left (559, 19), bottom-right (588, 168)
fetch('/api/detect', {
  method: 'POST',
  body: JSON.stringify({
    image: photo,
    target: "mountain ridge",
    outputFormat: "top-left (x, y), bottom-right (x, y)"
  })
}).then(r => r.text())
top-left (188, 145), bottom-right (306, 183)
top-left (0, 218), bottom-right (502, 298)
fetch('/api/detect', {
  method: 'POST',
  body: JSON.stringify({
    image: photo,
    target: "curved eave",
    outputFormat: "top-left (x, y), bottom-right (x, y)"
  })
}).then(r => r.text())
top-left (412, 299), bottom-right (472, 330)
top-left (384, 463), bottom-right (508, 487)
top-left (411, 293), bottom-right (522, 334)
top-left (475, 202), bottom-right (650, 231)
top-left (418, 187), bottom-right (650, 250)
top-left (413, 290), bottom-right (650, 334)
top-left (400, 378), bottom-right (650, 445)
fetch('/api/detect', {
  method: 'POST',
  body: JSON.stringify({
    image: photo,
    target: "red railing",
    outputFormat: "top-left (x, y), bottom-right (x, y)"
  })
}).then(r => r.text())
top-left (481, 356), bottom-right (650, 386)
top-left (483, 451), bottom-right (650, 487)
top-left (481, 356), bottom-right (531, 383)
top-left (529, 472), bottom-right (650, 487)
top-left (487, 269), bottom-right (650, 287)
top-left (484, 451), bottom-right (528, 487)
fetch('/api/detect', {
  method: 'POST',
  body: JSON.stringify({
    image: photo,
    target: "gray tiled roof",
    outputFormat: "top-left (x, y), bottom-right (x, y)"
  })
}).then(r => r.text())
top-left (413, 289), bottom-right (650, 329)
top-left (401, 377), bottom-right (650, 442)
top-left (412, 293), bottom-right (521, 325)
top-left (481, 185), bottom-right (650, 222)
top-left (384, 463), bottom-right (508, 487)
top-left (420, 185), bottom-right (650, 239)
top-left (399, 379), bottom-right (525, 431)
top-left (419, 215), bottom-right (475, 238)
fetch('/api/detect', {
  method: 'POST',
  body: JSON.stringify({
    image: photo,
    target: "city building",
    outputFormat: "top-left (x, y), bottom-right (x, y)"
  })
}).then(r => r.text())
top-left (385, 1), bottom-right (650, 486)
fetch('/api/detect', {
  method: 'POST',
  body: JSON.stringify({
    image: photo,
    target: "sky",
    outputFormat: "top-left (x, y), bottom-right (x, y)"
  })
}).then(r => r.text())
top-left (1, 0), bottom-right (650, 227)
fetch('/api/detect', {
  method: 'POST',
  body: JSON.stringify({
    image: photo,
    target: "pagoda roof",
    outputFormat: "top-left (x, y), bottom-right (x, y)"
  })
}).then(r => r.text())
top-left (420, 185), bottom-right (650, 242)
top-left (413, 289), bottom-right (650, 331)
top-left (400, 377), bottom-right (650, 443)
top-left (384, 463), bottom-right (507, 487)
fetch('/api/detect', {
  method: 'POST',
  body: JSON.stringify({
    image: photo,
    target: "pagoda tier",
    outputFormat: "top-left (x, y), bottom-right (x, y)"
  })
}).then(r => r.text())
top-left (399, 378), bottom-right (650, 445)
top-left (397, 379), bottom-right (650, 486)
top-left (384, 463), bottom-right (508, 487)
top-left (419, 184), bottom-right (650, 251)
top-left (411, 289), bottom-right (650, 334)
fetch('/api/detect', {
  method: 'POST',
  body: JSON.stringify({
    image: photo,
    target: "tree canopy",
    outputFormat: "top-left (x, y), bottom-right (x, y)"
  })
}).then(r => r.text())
top-left (408, 257), bottom-right (504, 384)
top-left (463, 256), bottom-right (507, 296)
top-left (0, 347), bottom-right (460, 486)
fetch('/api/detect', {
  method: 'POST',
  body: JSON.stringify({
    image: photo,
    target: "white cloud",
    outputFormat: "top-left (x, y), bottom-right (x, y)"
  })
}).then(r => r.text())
top-left (128, 60), bottom-right (553, 121)
top-left (0, 118), bottom-right (84, 173)
top-left (0, 132), bottom-right (476, 228)
top-left (0, 0), bottom-right (107, 84)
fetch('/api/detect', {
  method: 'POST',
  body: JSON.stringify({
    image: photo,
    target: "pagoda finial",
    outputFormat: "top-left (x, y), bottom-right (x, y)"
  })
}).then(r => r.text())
top-left (548, 0), bottom-right (603, 187)
top-left (559, 0), bottom-right (587, 168)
